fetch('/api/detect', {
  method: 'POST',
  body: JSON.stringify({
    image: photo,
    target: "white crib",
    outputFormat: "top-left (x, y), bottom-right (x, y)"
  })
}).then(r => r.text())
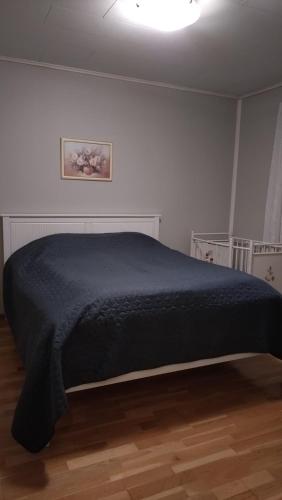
top-left (191, 231), bottom-right (282, 294)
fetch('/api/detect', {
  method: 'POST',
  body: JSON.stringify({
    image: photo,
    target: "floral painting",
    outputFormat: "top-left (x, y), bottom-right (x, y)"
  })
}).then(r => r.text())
top-left (61, 138), bottom-right (112, 181)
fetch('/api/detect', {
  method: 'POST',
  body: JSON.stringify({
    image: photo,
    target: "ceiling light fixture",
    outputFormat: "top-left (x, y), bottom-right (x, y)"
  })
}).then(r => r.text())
top-left (120, 0), bottom-right (201, 32)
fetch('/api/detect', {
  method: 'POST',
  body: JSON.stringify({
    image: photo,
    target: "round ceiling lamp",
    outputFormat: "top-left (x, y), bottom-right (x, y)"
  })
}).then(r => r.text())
top-left (120, 0), bottom-right (201, 32)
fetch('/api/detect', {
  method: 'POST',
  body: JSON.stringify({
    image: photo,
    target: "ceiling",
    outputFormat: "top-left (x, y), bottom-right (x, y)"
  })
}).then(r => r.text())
top-left (1, 0), bottom-right (282, 97)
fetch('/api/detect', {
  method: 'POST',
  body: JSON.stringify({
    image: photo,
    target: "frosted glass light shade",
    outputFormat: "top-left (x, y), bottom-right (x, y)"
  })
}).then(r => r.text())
top-left (120, 0), bottom-right (201, 32)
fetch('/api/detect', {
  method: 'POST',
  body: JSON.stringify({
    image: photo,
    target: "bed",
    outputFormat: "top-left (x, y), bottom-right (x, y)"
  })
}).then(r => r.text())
top-left (2, 214), bottom-right (282, 453)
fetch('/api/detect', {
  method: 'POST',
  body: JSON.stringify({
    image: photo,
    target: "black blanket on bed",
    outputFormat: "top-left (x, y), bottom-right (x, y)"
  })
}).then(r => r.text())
top-left (3, 232), bottom-right (282, 452)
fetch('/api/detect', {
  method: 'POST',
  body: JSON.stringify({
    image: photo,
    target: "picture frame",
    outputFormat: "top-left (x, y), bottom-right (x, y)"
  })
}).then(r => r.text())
top-left (61, 138), bottom-right (112, 181)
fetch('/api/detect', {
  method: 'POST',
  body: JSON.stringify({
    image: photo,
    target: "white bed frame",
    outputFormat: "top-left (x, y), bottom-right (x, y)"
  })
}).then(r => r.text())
top-left (1, 214), bottom-right (257, 394)
top-left (1, 213), bottom-right (160, 264)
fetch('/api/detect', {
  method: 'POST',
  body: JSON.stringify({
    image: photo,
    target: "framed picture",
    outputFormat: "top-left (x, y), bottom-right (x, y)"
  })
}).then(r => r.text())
top-left (61, 138), bottom-right (112, 181)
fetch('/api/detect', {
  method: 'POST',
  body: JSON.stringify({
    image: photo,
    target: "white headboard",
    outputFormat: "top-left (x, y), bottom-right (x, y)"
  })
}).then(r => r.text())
top-left (2, 214), bottom-right (161, 263)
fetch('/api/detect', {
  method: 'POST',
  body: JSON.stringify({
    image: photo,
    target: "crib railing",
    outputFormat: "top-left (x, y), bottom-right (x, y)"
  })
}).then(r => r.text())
top-left (191, 231), bottom-right (282, 274)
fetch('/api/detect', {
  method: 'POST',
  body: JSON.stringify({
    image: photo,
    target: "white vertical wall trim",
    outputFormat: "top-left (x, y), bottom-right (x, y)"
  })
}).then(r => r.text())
top-left (229, 99), bottom-right (242, 235)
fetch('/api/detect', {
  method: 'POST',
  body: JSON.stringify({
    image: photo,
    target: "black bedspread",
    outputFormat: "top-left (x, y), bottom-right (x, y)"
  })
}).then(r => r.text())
top-left (3, 232), bottom-right (282, 452)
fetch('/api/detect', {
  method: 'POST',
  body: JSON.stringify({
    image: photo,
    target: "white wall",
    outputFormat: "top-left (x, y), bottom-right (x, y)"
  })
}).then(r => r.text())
top-left (234, 88), bottom-right (282, 239)
top-left (0, 61), bottom-right (236, 311)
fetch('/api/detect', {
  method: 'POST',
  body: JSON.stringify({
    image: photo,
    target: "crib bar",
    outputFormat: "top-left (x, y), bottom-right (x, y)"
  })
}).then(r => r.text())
top-left (190, 230), bottom-right (196, 258)
top-left (228, 236), bottom-right (233, 267)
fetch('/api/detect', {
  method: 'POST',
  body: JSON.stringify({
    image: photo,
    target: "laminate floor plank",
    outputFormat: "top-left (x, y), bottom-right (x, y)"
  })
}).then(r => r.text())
top-left (1, 320), bottom-right (282, 500)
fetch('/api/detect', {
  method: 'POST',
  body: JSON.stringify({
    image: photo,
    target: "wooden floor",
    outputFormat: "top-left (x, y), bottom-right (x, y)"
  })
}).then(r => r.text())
top-left (1, 318), bottom-right (282, 500)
